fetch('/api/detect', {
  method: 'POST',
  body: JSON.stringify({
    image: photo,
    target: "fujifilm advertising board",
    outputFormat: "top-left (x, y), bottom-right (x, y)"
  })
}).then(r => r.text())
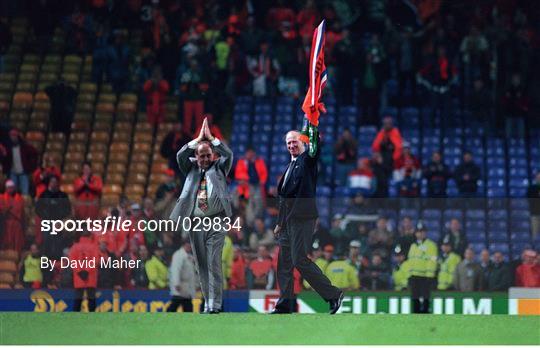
top-left (248, 290), bottom-right (537, 315)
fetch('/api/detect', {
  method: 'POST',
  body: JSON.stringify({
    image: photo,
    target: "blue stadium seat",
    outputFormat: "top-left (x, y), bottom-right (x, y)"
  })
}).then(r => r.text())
top-left (467, 230), bottom-right (486, 243)
top-left (510, 199), bottom-right (529, 209)
top-left (466, 209), bottom-right (485, 220)
top-left (510, 232), bottom-right (531, 243)
top-left (399, 208), bottom-right (419, 220)
top-left (488, 209), bottom-right (507, 220)
top-left (465, 220), bottom-right (485, 231)
top-left (489, 243), bottom-right (509, 254)
top-left (470, 242), bottom-right (487, 254)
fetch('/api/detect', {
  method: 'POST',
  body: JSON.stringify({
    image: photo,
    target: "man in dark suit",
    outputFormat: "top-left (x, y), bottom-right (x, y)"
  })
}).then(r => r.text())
top-left (272, 130), bottom-right (344, 314)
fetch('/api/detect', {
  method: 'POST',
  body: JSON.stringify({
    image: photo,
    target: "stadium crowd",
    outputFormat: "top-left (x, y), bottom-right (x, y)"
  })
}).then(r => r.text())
top-left (0, 0), bottom-right (539, 297)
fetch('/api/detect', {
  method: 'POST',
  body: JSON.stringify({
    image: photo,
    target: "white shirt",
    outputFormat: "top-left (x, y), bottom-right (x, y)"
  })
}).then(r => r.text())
top-left (11, 146), bottom-right (24, 174)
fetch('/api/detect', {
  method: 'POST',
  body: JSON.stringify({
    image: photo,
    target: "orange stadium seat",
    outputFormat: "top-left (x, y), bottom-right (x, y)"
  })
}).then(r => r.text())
top-left (101, 194), bottom-right (120, 207)
top-left (62, 172), bottom-right (79, 184)
top-left (0, 273), bottom-right (14, 285)
top-left (87, 151), bottom-right (106, 164)
top-left (65, 152), bottom-right (85, 163)
top-left (131, 152), bottom-right (150, 163)
top-left (0, 283), bottom-right (12, 289)
top-left (0, 250), bottom-right (19, 262)
top-left (0, 261), bottom-right (17, 273)
top-left (80, 82), bottom-right (97, 94)
top-left (127, 173), bottom-right (147, 185)
top-left (89, 142), bottom-right (108, 153)
top-left (133, 142), bottom-right (151, 153)
top-left (108, 152), bottom-right (129, 165)
top-left (12, 92), bottom-right (33, 109)
top-left (91, 131), bottom-right (109, 143)
top-left (107, 162), bottom-right (127, 174)
top-left (103, 184), bottom-right (122, 195)
top-left (110, 142), bottom-right (130, 153)
top-left (106, 173), bottom-right (125, 185)
top-left (69, 132), bottom-right (88, 143)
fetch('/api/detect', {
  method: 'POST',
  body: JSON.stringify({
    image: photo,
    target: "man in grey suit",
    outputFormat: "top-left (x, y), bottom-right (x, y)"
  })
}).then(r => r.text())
top-left (170, 118), bottom-right (233, 314)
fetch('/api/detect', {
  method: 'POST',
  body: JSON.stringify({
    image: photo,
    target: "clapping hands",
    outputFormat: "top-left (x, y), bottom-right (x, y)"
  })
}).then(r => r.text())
top-left (195, 117), bottom-right (215, 142)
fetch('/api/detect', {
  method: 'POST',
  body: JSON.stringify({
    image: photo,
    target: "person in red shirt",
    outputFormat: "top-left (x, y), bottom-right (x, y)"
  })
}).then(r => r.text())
top-left (69, 231), bottom-right (100, 311)
top-left (393, 143), bottom-right (421, 197)
top-left (73, 162), bottom-right (103, 220)
top-left (515, 250), bottom-right (540, 287)
top-left (372, 117), bottom-right (403, 170)
top-left (234, 147), bottom-right (268, 223)
top-left (32, 154), bottom-right (61, 198)
top-left (143, 66), bottom-right (170, 126)
top-left (0, 180), bottom-right (25, 253)
top-left (248, 245), bottom-right (275, 289)
top-left (348, 158), bottom-right (375, 197)
top-left (229, 246), bottom-right (247, 289)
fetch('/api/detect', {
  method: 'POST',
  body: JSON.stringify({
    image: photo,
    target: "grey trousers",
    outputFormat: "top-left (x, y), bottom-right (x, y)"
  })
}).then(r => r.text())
top-left (188, 225), bottom-right (226, 311)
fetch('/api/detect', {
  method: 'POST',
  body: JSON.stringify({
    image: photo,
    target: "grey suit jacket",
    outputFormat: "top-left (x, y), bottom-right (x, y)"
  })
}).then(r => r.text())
top-left (169, 139), bottom-right (233, 222)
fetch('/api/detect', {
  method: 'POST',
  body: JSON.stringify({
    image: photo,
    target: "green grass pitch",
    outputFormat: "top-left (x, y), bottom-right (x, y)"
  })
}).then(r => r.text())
top-left (0, 313), bottom-right (539, 345)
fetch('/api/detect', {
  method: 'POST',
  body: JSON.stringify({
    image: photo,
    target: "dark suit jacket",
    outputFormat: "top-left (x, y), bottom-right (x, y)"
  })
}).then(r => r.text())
top-left (277, 146), bottom-right (319, 225)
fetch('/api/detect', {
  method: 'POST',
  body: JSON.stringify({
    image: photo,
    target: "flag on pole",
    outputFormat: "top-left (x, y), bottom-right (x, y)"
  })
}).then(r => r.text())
top-left (301, 20), bottom-right (327, 127)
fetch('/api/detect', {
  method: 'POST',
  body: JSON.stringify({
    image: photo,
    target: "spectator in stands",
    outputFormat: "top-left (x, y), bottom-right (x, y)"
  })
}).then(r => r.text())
top-left (247, 41), bottom-right (280, 97)
top-left (160, 123), bottom-right (191, 179)
top-left (437, 239), bottom-right (461, 290)
top-left (439, 219), bottom-right (468, 257)
top-left (335, 129), bottom-right (358, 186)
top-left (178, 58), bottom-right (208, 135)
top-left (392, 247), bottom-right (411, 291)
top-left (527, 172), bottom-right (540, 238)
top-left (361, 253), bottom-right (391, 290)
top-left (515, 250), bottom-right (540, 288)
top-left (502, 72), bottom-right (529, 138)
top-left (334, 29), bottom-right (355, 105)
top-left (229, 246), bottom-right (247, 290)
top-left (480, 249), bottom-right (492, 289)
top-left (322, 244), bottom-right (336, 264)
top-left (0, 180), bottom-right (25, 253)
top-left (348, 158), bottom-right (375, 197)
top-left (368, 217), bottom-right (393, 262)
top-left (19, 243), bottom-right (43, 288)
top-left (131, 245), bottom-right (149, 288)
top-left (247, 245), bottom-right (274, 290)
top-left (395, 216), bottom-right (416, 256)
top-left (33, 154), bottom-right (61, 198)
top-left (393, 142), bottom-right (421, 197)
top-left (73, 161), bottom-right (103, 220)
top-left (248, 218), bottom-right (274, 251)
top-left (347, 240), bottom-right (368, 272)
top-left (469, 78), bottom-right (493, 131)
top-left (70, 230), bottom-right (100, 312)
top-left (486, 251), bottom-right (512, 291)
top-left (0, 18), bottom-right (12, 73)
top-left (325, 255), bottom-right (360, 291)
top-left (397, 27), bottom-right (418, 107)
top-left (239, 16), bottom-right (264, 57)
top-left (45, 78), bottom-right (77, 134)
top-left (91, 21), bottom-right (110, 84)
top-left (154, 170), bottom-right (178, 220)
top-left (423, 151), bottom-right (451, 198)
top-left (459, 26), bottom-right (489, 92)
top-left (0, 160), bottom-right (6, 193)
top-left (370, 151), bottom-right (391, 198)
top-left (146, 246), bottom-right (168, 290)
top-left (234, 147), bottom-right (268, 226)
top-left (107, 30), bottom-right (131, 95)
top-left (143, 66), bottom-right (170, 126)
top-left (454, 248), bottom-right (483, 291)
top-left (141, 198), bottom-right (158, 249)
top-left (417, 46), bottom-right (457, 120)
top-left (454, 151), bottom-right (481, 197)
top-left (97, 239), bottom-right (120, 289)
top-left (3, 129), bottom-right (38, 195)
top-left (329, 215), bottom-right (347, 255)
top-left (35, 176), bottom-right (71, 260)
top-left (168, 240), bottom-right (196, 312)
top-left (359, 43), bottom-right (385, 125)
top-left (372, 117), bottom-right (403, 172)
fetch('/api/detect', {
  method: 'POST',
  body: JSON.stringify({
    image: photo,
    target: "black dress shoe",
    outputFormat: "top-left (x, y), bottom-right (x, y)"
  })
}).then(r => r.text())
top-left (329, 291), bottom-right (345, 315)
top-left (269, 308), bottom-right (292, 314)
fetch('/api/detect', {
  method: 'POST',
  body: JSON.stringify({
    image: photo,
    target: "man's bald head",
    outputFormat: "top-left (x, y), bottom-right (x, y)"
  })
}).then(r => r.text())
top-left (196, 142), bottom-right (213, 169)
top-left (285, 130), bottom-right (305, 158)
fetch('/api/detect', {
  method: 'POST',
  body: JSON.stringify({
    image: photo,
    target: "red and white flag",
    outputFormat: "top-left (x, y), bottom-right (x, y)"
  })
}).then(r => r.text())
top-left (301, 20), bottom-right (327, 127)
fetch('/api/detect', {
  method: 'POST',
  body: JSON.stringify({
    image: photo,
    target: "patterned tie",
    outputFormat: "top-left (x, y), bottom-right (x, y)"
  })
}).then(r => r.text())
top-left (197, 170), bottom-right (208, 212)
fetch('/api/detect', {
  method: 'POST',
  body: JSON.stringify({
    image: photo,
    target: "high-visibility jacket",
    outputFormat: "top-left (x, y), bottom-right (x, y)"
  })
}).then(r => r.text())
top-left (222, 235), bottom-right (233, 289)
top-left (23, 255), bottom-right (43, 283)
top-left (146, 256), bottom-right (168, 289)
top-left (437, 252), bottom-right (461, 290)
top-left (408, 239), bottom-right (438, 278)
top-left (303, 258), bottom-right (329, 289)
top-left (392, 259), bottom-right (412, 291)
top-left (324, 260), bottom-right (360, 290)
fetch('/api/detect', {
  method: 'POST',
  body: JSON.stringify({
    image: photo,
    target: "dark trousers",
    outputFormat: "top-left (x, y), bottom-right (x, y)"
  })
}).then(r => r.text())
top-left (74, 288), bottom-right (96, 312)
top-left (275, 218), bottom-right (341, 312)
top-left (167, 296), bottom-right (194, 312)
top-left (409, 276), bottom-right (433, 314)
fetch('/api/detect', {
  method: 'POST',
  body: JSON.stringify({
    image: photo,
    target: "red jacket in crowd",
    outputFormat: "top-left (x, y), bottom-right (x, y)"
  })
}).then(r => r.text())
top-left (515, 263), bottom-right (540, 287)
top-left (230, 253), bottom-right (247, 289)
top-left (69, 236), bottom-right (100, 289)
top-left (144, 79), bottom-right (170, 125)
top-left (32, 166), bottom-right (62, 198)
top-left (372, 127), bottom-right (403, 161)
top-left (74, 174), bottom-right (103, 219)
top-left (393, 153), bottom-right (422, 180)
top-left (234, 157), bottom-right (268, 198)
top-left (249, 257), bottom-right (273, 289)
top-left (1, 137), bottom-right (39, 175)
top-left (0, 190), bottom-right (25, 253)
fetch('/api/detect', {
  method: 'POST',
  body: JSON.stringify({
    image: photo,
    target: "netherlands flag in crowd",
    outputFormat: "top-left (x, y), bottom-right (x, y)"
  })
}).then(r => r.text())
top-left (302, 20), bottom-right (327, 127)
